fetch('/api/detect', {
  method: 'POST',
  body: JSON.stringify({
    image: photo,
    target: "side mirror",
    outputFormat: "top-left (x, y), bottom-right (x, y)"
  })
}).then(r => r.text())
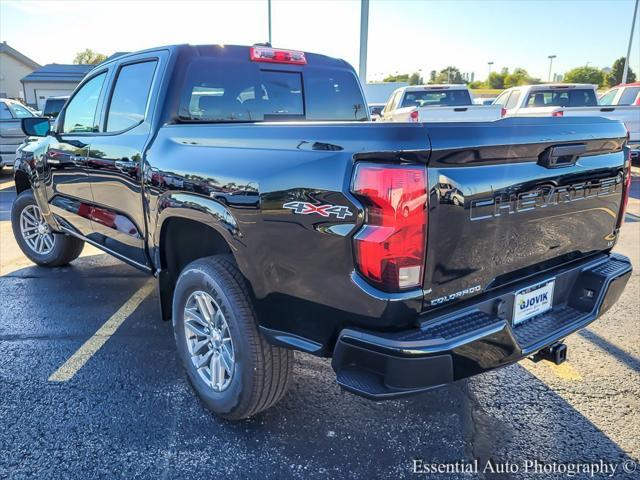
top-left (21, 117), bottom-right (51, 137)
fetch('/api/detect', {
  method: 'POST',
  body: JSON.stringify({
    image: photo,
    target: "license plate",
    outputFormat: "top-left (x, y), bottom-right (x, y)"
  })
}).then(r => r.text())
top-left (513, 280), bottom-right (555, 325)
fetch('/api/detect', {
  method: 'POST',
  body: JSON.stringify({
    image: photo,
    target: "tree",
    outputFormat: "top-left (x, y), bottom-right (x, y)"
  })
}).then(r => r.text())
top-left (435, 66), bottom-right (464, 84)
top-left (487, 71), bottom-right (506, 89)
top-left (605, 57), bottom-right (636, 87)
top-left (408, 72), bottom-right (423, 85)
top-left (382, 72), bottom-right (422, 85)
top-left (563, 66), bottom-right (604, 86)
top-left (383, 73), bottom-right (409, 83)
top-left (468, 80), bottom-right (484, 89)
top-left (73, 49), bottom-right (107, 65)
top-left (504, 68), bottom-right (538, 88)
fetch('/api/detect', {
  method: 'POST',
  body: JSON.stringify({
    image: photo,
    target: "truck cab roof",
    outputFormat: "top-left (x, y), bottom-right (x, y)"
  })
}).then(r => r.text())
top-left (94, 44), bottom-right (352, 71)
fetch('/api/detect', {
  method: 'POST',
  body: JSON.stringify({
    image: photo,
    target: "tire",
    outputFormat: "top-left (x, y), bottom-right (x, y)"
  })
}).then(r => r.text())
top-left (11, 189), bottom-right (84, 267)
top-left (172, 255), bottom-right (293, 420)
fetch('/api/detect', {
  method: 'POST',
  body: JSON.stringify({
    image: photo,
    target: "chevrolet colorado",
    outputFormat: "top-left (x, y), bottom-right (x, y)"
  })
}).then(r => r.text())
top-left (12, 44), bottom-right (633, 419)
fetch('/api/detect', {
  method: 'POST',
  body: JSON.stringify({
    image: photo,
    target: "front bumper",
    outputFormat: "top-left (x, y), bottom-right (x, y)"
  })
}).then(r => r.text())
top-left (630, 143), bottom-right (640, 163)
top-left (0, 151), bottom-right (17, 167)
top-left (332, 253), bottom-right (632, 399)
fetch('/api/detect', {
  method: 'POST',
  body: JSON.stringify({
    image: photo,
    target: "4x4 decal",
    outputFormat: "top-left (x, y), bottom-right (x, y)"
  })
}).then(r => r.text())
top-left (283, 201), bottom-right (353, 219)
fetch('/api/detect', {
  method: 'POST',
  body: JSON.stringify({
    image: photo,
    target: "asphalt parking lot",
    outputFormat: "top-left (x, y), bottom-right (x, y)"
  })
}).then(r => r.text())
top-left (1, 168), bottom-right (639, 479)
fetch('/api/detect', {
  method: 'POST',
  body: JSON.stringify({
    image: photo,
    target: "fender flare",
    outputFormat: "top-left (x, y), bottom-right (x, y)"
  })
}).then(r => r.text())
top-left (13, 151), bottom-right (62, 231)
top-left (151, 191), bottom-right (244, 267)
top-left (13, 155), bottom-right (35, 193)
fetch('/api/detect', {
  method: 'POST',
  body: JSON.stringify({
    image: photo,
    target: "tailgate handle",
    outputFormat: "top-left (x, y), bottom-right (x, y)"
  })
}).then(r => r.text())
top-left (538, 144), bottom-right (586, 168)
top-left (453, 107), bottom-right (468, 112)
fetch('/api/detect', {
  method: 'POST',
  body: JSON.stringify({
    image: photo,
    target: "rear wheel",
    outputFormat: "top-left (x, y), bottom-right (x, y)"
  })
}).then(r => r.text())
top-left (172, 256), bottom-right (293, 420)
top-left (11, 190), bottom-right (84, 267)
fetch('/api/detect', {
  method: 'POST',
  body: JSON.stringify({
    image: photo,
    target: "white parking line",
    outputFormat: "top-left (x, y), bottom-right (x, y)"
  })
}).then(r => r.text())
top-left (48, 281), bottom-right (156, 382)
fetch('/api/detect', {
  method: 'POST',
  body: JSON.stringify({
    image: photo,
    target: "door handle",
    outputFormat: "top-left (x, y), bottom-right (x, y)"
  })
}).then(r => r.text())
top-left (538, 144), bottom-right (587, 168)
top-left (114, 160), bottom-right (132, 171)
top-left (47, 154), bottom-right (84, 167)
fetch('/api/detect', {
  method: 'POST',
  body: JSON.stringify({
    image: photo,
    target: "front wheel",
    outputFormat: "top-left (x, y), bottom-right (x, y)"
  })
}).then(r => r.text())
top-left (11, 189), bottom-right (84, 267)
top-left (172, 256), bottom-right (293, 420)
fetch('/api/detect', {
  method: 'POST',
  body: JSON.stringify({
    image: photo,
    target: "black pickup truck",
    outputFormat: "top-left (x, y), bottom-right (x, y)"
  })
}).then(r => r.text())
top-left (12, 44), bottom-right (632, 420)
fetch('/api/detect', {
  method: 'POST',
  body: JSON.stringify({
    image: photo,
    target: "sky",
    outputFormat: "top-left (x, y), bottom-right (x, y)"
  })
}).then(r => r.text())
top-left (1, 0), bottom-right (638, 83)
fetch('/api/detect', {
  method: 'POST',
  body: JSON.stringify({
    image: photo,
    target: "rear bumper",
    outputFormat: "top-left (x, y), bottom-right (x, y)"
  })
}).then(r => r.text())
top-left (331, 253), bottom-right (632, 399)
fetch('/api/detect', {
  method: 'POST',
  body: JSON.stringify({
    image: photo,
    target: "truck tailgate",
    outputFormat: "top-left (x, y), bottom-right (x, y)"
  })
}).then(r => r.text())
top-left (562, 106), bottom-right (640, 143)
top-left (422, 117), bottom-right (628, 309)
top-left (417, 105), bottom-right (503, 123)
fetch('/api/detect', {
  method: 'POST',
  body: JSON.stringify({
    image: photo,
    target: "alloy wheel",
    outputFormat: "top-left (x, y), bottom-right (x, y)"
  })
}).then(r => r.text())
top-left (183, 290), bottom-right (235, 391)
top-left (19, 204), bottom-right (55, 255)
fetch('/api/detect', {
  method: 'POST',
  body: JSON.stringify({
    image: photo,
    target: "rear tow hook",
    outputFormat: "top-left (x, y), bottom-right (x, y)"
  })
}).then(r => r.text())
top-left (530, 343), bottom-right (567, 365)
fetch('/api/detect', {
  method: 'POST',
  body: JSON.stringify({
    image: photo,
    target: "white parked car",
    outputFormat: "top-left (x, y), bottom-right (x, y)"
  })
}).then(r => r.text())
top-left (379, 85), bottom-right (504, 123)
top-left (496, 83), bottom-right (639, 159)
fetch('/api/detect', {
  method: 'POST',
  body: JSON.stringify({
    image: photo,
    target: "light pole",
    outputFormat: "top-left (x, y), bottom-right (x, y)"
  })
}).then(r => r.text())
top-left (488, 61), bottom-right (494, 79)
top-left (267, 0), bottom-right (272, 45)
top-left (359, 0), bottom-right (370, 83)
top-left (623, 0), bottom-right (639, 84)
top-left (548, 55), bottom-right (557, 82)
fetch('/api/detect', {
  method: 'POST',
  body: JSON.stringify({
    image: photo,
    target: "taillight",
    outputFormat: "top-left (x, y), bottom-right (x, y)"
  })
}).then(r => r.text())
top-left (617, 147), bottom-right (633, 228)
top-left (351, 163), bottom-right (428, 292)
top-left (552, 110), bottom-right (564, 117)
top-left (250, 46), bottom-right (307, 65)
top-left (409, 110), bottom-right (419, 122)
top-left (500, 107), bottom-right (507, 117)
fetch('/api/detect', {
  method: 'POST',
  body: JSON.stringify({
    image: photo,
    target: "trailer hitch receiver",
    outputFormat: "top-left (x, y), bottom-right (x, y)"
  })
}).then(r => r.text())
top-left (531, 343), bottom-right (567, 365)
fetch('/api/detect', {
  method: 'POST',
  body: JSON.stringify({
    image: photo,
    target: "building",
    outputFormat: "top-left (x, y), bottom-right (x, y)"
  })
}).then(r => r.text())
top-left (21, 63), bottom-right (93, 110)
top-left (362, 81), bottom-right (408, 104)
top-left (0, 41), bottom-right (41, 100)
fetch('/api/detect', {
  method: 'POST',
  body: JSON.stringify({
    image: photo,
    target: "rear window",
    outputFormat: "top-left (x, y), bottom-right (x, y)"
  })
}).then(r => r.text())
top-left (400, 89), bottom-right (472, 108)
top-left (178, 59), bottom-right (367, 122)
top-left (43, 98), bottom-right (67, 118)
top-left (525, 89), bottom-right (597, 108)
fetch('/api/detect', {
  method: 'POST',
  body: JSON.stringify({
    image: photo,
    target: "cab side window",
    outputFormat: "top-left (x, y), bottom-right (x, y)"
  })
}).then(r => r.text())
top-left (106, 61), bottom-right (157, 132)
top-left (0, 102), bottom-right (12, 120)
top-left (598, 88), bottom-right (618, 106)
top-left (384, 91), bottom-right (400, 114)
top-left (505, 91), bottom-right (521, 109)
top-left (618, 87), bottom-right (640, 105)
top-left (63, 72), bottom-right (107, 134)
top-left (493, 91), bottom-right (511, 107)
